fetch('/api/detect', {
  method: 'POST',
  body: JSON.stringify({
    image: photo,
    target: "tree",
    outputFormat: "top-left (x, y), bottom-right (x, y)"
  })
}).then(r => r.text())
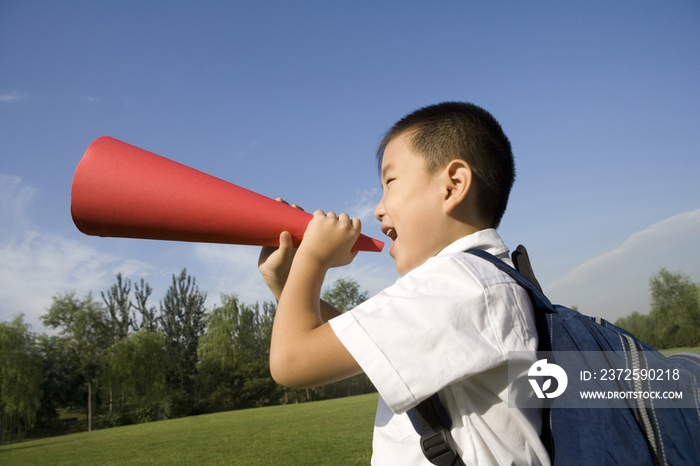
top-left (198, 295), bottom-right (280, 411)
top-left (615, 269), bottom-right (700, 349)
top-left (320, 278), bottom-right (375, 398)
top-left (159, 269), bottom-right (207, 415)
top-left (237, 300), bottom-right (280, 407)
top-left (197, 294), bottom-right (245, 411)
top-left (109, 330), bottom-right (172, 421)
top-left (41, 292), bottom-right (111, 431)
top-left (322, 277), bottom-right (369, 313)
top-left (34, 334), bottom-right (83, 432)
top-left (102, 273), bottom-right (136, 340)
top-left (614, 311), bottom-right (660, 349)
top-left (0, 315), bottom-right (42, 445)
top-left (198, 294), bottom-right (241, 374)
top-left (649, 268), bottom-right (700, 348)
top-left (133, 278), bottom-right (158, 332)
top-left (102, 273), bottom-right (136, 415)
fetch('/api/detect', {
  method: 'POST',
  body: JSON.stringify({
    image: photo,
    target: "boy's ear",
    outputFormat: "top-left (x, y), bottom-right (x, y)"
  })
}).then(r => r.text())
top-left (441, 159), bottom-right (474, 214)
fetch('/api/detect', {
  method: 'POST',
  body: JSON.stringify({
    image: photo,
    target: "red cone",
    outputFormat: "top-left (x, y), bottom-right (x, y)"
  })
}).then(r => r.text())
top-left (70, 137), bottom-right (384, 252)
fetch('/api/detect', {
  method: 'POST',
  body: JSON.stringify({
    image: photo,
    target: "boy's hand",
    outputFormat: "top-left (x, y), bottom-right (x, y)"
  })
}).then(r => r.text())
top-left (270, 209), bottom-right (363, 389)
top-left (296, 210), bottom-right (361, 269)
top-left (258, 199), bottom-right (303, 300)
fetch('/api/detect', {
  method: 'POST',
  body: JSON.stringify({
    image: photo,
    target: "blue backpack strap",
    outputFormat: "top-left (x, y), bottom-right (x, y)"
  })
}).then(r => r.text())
top-left (409, 394), bottom-right (466, 466)
top-left (467, 249), bottom-right (556, 315)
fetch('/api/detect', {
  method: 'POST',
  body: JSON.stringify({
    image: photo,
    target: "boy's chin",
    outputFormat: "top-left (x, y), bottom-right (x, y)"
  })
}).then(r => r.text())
top-left (393, 257), bottom-right (415, 276)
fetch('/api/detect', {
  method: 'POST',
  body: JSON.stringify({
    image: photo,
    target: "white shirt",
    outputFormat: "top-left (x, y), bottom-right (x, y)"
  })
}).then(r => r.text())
top-left (330, 229), bottom-right (551, 465)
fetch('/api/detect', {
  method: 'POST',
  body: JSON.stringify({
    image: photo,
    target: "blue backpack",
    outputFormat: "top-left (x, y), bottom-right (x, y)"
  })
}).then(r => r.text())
top-left (409, 247), bottom-right (700, 466)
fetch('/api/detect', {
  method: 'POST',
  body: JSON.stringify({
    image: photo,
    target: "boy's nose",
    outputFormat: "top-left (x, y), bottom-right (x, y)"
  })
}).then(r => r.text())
top-left (374, 200), bottom-right (385, 221)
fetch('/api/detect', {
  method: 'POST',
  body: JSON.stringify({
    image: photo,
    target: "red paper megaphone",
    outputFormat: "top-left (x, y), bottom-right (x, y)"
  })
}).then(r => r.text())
top-left (70, 137), bottom-right (384, 252)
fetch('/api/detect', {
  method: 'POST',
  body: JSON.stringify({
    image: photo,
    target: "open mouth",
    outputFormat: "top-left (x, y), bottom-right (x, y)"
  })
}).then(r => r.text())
top-left (385, 228), bottom-right (398, 242)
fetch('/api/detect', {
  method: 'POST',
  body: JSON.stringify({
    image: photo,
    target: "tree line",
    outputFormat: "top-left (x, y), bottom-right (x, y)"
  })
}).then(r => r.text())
top-left (2, 267), bottom-right (697, 445)
top-left (0, 270), bottom-right (374, 445)
top-left (614, 268), bottom-right (700, 350)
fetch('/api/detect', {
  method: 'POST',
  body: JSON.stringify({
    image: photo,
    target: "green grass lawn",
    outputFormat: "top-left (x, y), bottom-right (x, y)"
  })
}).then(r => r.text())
top-left (5, 347), bottom-right (698, 465)
top-left (659, 346), bottom-right (700, 357)
top-left (0, 393), bottom-right (378, 466)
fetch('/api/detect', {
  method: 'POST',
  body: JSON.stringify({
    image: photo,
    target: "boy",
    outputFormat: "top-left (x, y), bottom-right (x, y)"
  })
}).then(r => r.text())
top-left (258, 102), bottom-right (550, 465)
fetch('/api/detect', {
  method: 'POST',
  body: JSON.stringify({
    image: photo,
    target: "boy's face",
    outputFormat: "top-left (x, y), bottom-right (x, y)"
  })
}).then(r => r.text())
top-left (374, 132), bottom-right (448, 275)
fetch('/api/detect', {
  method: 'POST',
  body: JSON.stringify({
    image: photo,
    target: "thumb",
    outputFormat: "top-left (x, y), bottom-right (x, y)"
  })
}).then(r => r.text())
top-left (279, 231), bottom-right (294, 254)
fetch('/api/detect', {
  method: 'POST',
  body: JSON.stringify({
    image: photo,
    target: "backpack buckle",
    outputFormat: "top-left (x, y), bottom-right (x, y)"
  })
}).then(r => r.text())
top-left (420, 427), bottom-right (463, 466)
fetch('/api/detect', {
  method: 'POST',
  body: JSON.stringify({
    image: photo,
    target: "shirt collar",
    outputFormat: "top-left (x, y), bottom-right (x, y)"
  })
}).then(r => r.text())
top-left (436, 228), bottom-right (512, 264)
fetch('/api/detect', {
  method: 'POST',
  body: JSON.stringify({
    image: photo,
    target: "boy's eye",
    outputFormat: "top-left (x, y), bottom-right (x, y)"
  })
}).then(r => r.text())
top-left (386, 178), bottom-right (395, 185)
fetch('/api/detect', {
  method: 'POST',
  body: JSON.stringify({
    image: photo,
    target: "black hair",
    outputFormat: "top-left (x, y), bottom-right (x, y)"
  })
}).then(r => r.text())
top-left (377, 102), bottom-right (515, 228)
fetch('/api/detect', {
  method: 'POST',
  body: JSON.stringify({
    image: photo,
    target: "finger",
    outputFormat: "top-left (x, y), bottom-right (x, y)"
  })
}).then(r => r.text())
top-left (278, 231), bottom-right (294, 253)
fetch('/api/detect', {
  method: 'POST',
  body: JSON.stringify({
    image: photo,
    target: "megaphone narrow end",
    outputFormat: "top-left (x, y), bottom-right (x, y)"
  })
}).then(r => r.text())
top-left (352, 235), bottom-right (384, 252)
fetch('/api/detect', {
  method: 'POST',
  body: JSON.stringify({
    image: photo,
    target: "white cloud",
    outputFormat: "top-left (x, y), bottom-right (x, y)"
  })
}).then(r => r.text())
top-left (0, 91), bottom-right (26, 103)
top-left (1, 233), bottom-right (114, 325)
top-left (545, 209), bottom-right (700, 322)
top-left (81, 95), bottom-right (101, 103)
top-left (348, 187), bottom-right (381, 223)
top-left (0, 232), bottom-right (153, 332)
top-left (0, 174), bottom-right (36, 231)
top-left (0, 175), bottom-right (152, 332)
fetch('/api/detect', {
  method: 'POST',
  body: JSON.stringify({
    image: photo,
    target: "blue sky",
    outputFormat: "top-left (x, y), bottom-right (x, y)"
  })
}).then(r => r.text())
top-left (1, 1), bottom-right (698, 333)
